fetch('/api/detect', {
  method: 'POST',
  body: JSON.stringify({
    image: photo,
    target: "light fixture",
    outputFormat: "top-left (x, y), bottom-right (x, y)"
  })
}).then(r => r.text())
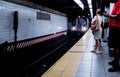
top-left (74, 0), bottom-right (84, 10)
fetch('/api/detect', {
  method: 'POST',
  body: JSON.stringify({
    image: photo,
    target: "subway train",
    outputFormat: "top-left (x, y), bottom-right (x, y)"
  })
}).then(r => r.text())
top-left (69, 16), bottom-right (90, 36)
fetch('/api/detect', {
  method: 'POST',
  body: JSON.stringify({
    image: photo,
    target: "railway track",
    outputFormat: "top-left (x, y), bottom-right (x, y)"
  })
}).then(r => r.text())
top-left (0, 33), bottom-right (84, 77)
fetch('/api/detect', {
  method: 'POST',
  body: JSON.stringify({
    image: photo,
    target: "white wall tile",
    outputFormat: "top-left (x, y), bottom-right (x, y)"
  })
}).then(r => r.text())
top-left (0, 1), bottom-right (68, 44)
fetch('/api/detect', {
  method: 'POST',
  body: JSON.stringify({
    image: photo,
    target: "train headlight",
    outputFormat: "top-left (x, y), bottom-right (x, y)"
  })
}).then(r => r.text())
top-left (71, 26), bottom-right (76, 31)
top-left (81, 26), bottom-right (87, 31)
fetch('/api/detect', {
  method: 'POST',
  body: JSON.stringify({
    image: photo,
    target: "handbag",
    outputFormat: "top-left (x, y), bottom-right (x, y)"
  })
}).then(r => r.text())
top-left (91, 16), bottom-right (99, 31)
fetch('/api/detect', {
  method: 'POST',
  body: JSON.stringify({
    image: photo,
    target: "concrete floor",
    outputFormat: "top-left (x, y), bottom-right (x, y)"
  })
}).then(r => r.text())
top-left (41, 29), bottom-right (120, 77)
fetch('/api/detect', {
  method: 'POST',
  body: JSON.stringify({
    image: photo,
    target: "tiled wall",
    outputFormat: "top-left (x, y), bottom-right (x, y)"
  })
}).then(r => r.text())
top-left (0, 1), bottom-right (68, 44)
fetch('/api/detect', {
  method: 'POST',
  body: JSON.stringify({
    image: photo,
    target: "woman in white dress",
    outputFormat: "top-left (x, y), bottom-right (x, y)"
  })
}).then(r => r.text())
top-left (91, 9), bottom-right (103, 53)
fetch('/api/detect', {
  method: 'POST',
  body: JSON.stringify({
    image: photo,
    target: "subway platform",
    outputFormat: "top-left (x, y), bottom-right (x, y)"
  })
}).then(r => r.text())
top-left (41, 29), bottom-right (120, 77)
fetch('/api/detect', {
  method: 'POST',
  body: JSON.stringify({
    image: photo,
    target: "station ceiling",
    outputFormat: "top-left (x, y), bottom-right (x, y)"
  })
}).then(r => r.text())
top-left (28, 0), bottom-right (112, 18)
top-left (28, 0), bottom-right (91, 18)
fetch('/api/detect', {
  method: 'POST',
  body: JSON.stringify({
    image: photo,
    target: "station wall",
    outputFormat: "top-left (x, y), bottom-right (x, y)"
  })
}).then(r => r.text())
top-left (0, 1), bottom-right (68, 44)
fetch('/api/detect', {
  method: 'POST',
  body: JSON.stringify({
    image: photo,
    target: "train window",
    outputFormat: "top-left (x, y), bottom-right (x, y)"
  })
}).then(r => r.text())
top-left (37, 12), bottom-right (50, 20)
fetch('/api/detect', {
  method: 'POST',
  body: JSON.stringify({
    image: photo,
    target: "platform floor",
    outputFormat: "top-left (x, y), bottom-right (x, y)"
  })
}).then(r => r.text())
top-left (41, 29), bottom-right (120, 77)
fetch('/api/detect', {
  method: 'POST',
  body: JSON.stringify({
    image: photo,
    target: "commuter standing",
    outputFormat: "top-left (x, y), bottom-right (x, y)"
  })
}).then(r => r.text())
top-left (91, 9), bottom-right (103, 54)
top-left (103, 11), bottom-right (109, 42)
top-left (104, 0), bottom-right (120, 72)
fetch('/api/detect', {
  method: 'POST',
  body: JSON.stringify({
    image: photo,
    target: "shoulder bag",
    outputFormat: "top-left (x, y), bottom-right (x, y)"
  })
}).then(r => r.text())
top-left (91, 16), bottom-right (99, 31)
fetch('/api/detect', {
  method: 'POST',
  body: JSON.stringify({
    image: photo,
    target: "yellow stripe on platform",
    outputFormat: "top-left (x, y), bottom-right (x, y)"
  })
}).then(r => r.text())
top-left (41, 29), bottom-right (93, 77)
top-left (41, 52), bottom-right (83, 77)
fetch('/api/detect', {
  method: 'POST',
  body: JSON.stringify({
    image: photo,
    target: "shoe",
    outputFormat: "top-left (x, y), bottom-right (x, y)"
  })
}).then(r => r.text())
top-left (108, 61), bottom-right (115, 65)
top-left (103, 40), bottom-right (108, 42)
top-left (108, 67), bottom-right (120, 72)
top-left (91, 50), bottom-right (96, 53)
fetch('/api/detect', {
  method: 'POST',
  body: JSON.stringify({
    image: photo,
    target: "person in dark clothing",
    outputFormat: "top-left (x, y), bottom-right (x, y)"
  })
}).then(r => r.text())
top-left (104, 0), bottom-right (120, 72)
top-left (103, 11), bottom-right (109, 42)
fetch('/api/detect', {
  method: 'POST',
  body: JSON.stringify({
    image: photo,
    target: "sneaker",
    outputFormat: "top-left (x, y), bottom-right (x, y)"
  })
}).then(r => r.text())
top-left (108, 67), bottom-right (120, 72)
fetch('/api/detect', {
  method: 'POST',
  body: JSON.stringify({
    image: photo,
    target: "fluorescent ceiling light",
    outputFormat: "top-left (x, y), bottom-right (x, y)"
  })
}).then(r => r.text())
top-left (87, 0), bottom-right (92, 8)
top-left (74, 0), bottom-right (84, 10)
top-left (89, 4), bottom-right (92, 9)
top-left (87, 0), bottom-right (93, 17)
top-left (87, 0), bottom-right (91, 4)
